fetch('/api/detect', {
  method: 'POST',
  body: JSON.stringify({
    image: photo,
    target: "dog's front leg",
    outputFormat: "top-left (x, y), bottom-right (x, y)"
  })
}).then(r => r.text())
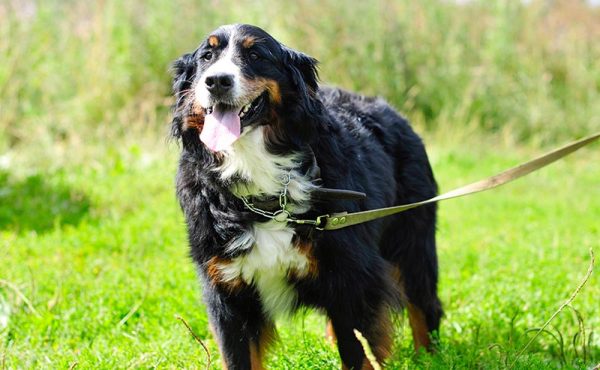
top-left (202, 281), bottom-right (274, 370)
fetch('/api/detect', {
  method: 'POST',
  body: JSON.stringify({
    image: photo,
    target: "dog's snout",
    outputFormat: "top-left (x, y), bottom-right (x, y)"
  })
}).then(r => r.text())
top-left (205, 73), bottom-right (234, 95)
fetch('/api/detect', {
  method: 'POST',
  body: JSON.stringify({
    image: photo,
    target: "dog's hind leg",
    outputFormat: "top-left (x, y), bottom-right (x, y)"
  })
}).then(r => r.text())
top-left (406, 301), bottom-right (438, 352)
top-left (325, 319), bottom-right (337, 347)
top-left (381, 205), bottom-right (443, 353)
top-left (327, 301), bottom-right (394, 369)
top-left (401, 221), bottom-right (443, 352)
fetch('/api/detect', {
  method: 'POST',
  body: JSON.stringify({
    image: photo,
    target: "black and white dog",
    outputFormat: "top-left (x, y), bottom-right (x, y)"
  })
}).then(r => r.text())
top-left (171, 24), bottom-right (442, 369)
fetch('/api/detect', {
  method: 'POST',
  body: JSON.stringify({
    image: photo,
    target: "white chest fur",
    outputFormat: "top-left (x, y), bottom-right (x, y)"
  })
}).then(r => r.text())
top-left (217, 126), bottom-right (314, 210)
top-left (213, 126), bottom-right (314, 317)
top-left (218, 221), bottom-right (309, 317)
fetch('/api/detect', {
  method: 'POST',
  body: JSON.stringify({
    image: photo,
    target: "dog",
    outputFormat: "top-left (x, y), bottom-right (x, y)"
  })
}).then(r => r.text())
top-left (171, 24), bottom-right (442, 369)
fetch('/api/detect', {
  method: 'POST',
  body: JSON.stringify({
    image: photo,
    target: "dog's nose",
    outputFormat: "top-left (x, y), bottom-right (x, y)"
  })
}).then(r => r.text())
top-left (205, 73), bottom-right (234, 95)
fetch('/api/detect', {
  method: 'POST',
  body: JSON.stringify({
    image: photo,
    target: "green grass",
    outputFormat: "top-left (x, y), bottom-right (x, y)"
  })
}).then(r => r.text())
top-left (1, 0), bottom-right (600, 368)
top-left (1, 134), bottom-right (598, 369)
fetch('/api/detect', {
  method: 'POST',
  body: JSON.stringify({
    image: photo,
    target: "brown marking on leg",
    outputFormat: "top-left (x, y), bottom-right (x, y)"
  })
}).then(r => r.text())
top-left (208, 35), bottom-right (220, 47)
top-left (207, 322), bottom-right (229, 370)
top-left (242, 36), bottom-right (256, 48)
top-left (334, 306), bottom-right (393, 370)
top-left (326, 319), bottom-right (336, 347)
top-left (390, 265), bottom-right (402, 285)
top-left (249, 322), bottom-right (276, 370)
top-left (407, 303), bottom-right (431, 352)
top-left (205, 256), bottom-right (228, 284)
top-left (355, 309), bottom-right (393, 369)
top-left (249, 342), bottom-right (263, 370)
top-left (389, 265), bottom-right (408, 303)
top-left (219, 355), bottom-right (229, 370)
top-left (288, 238), bottom-right (318, 280)
top-left (210, 320), bottom-right (274, 369)
top-left (205, 256), bottom-right (244, 293)
top-left (368, 306), bottom-right (394, 364)
top-left (393, 264), bottom-right (436, 352)
top-left (362, 359), bottom-right (376, 370)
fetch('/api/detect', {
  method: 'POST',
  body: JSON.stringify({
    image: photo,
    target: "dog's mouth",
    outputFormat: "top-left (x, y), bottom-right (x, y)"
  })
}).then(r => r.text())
top-left (200, 92), bottom-right (267, 152)
top-left (204, 93), bottom-right (266, 125)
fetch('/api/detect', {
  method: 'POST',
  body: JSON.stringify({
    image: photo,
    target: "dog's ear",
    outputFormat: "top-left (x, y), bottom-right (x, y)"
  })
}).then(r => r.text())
top-left (170, 52), bottom-right (197, 138)
top-left (283, 46), bottom-right (319, 92)
top-left (281, 47), bottom-right (323, 145)
top-left (283, 47), bottom-right (322, 111)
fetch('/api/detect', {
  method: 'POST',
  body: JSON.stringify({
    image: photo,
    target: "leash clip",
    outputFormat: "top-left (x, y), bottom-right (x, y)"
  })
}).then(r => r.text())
top-left (314, 214), bottom-right (329, 230)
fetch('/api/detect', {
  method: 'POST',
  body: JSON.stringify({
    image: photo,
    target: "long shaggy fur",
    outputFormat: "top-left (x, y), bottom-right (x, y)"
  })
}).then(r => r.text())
top-left (171, 24), bottom-right (443, 369)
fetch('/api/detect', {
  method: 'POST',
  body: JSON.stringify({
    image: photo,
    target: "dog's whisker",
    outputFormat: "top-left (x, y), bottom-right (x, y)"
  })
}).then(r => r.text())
top-left (175, 89), bottom-right (194, 107)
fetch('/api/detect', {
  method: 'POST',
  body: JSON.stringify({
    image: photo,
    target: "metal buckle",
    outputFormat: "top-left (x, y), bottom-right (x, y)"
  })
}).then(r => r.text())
top-left (314, 214), bottom-right (328, 230)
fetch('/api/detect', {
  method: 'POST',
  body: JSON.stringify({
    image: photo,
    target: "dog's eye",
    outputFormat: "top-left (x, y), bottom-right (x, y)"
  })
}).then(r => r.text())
top-left (201, 51), bottom-right (213, 61)
top-left (249, 51), bottom-right (260, 61)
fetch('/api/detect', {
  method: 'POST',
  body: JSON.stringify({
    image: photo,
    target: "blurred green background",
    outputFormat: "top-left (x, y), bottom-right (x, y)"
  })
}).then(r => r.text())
top-left (2, 0), bottom-right (600, 165)
top-left (1, 0), bottom-right (599, 368)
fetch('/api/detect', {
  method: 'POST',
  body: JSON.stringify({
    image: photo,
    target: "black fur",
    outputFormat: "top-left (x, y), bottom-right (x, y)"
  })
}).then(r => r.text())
top-left (171, 24), bottom-right (442, 369)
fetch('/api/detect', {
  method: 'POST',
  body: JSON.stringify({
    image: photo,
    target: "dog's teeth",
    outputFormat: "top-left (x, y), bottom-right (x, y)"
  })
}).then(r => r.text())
top-left (238, 103), bottom-right (251, 117)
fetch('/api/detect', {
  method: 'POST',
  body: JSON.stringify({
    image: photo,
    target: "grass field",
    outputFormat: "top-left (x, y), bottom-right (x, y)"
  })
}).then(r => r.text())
top-left (1, 0), bottom-right (599, 368)
top-left (1, 133), bottom-right (598, 369)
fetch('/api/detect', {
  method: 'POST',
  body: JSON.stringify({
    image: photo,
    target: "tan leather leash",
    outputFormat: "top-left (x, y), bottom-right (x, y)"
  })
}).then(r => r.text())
top-left (317, 132), bottom-right (600, 231)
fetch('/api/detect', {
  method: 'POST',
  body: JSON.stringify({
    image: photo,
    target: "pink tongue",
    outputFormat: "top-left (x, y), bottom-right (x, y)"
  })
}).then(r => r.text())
top-left (200, 107), bottom-right (241, 152)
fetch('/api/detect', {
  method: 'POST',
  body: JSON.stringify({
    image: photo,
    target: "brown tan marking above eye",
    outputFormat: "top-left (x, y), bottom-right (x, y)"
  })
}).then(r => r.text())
top-left (208, 35), bottom-right (220, 47)
top-left (242, 36), bottom-right (256, 48)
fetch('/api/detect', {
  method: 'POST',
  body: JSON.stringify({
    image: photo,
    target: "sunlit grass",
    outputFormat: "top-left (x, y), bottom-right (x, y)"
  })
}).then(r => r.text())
top-left (1, 133), bottom-right (598, 368)
top-left (1, 0), bottom-right (599, 368)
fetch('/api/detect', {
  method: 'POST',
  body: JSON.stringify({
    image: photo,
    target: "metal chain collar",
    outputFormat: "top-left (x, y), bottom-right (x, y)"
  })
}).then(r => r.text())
top-left (240, 171), bottom-right (325, 227)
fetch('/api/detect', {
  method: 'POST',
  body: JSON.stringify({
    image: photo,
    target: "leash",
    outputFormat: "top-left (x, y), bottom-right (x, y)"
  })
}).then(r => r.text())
top-left (320, 132), bottom-right (600, 230)
top-left (241, 132), bottom-right (600, 230)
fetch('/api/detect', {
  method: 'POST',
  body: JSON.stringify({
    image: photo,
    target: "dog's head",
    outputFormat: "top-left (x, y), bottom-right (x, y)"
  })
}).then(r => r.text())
top-left (171, 24), bottom-right (322, 152)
